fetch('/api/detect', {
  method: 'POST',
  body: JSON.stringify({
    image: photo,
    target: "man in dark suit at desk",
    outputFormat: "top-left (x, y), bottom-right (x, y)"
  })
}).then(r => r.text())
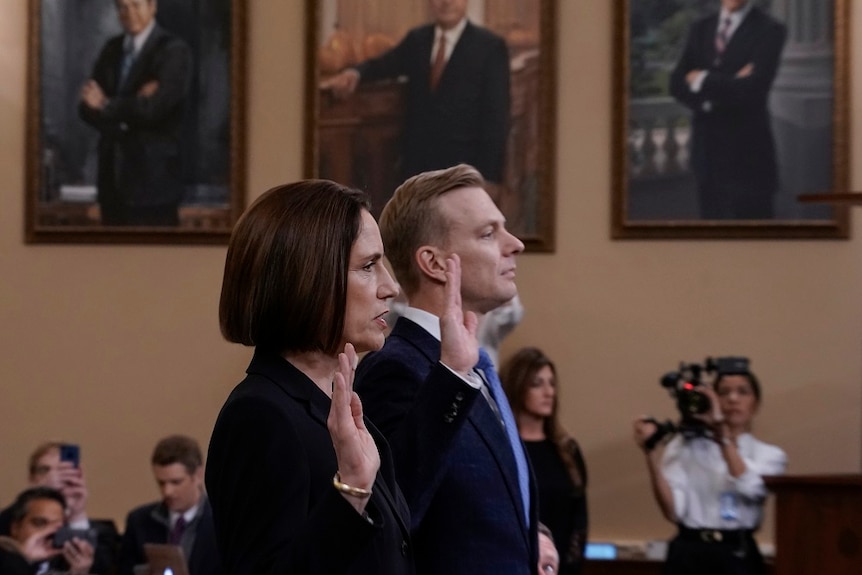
top-left (670, 0), bottom-right (786, 220)
top-left (79, 0), bottom-right (192, 226)
top-left (355, 164), bottom-right (537, 575)
top-left (323, 0), bottom-right (510, 185)
top-left (118, 435), bottom-right (221, 575)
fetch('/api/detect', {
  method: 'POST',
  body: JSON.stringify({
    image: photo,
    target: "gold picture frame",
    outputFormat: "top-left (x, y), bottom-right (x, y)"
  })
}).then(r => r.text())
top-left (25, 0), bottom-right (247, 244)
top-left (612, 0), bottom-right (849, 239)
top-left (304, 0), bottom-right (558, 252)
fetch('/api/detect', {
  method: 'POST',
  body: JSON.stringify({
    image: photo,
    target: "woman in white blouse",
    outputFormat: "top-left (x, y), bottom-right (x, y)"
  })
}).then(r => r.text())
top-left (633, 369), bottom-right (787, 575)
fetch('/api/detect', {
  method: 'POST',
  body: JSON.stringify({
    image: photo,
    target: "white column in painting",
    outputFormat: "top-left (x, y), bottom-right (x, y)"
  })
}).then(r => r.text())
top-left (769, 0), bottom-right (835, 219)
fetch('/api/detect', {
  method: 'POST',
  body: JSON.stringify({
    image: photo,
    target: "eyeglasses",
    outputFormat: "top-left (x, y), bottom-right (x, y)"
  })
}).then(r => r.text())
top-left (540, 564), bottom-right (557, 574)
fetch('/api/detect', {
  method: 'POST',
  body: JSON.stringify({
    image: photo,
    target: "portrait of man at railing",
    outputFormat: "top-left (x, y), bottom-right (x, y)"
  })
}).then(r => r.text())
top-left (616, 0), bottom-right (847, 238)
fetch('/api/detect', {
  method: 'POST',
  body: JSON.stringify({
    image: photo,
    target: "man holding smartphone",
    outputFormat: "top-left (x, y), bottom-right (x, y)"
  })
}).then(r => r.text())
top-left (0, 443), bottom-right (90, 528)
top-left (0, 442), bottom-right (115, 574)
top-left (2, 487), bottom-right (94, 574)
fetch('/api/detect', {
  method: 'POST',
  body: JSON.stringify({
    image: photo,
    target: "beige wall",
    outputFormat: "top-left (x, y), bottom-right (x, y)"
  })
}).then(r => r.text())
top-left (1, 0), bottom-right (860, 546)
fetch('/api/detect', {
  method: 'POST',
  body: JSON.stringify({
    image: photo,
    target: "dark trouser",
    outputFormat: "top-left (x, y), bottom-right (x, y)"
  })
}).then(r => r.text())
top-left (698, 181), bottom-right (775, 220)
top-left (663, 527), bottom-right (766, 575)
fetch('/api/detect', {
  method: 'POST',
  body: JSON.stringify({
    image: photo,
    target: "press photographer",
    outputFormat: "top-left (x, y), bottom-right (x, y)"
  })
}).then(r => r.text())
top-left (632, 357), bottom-right (787, 575)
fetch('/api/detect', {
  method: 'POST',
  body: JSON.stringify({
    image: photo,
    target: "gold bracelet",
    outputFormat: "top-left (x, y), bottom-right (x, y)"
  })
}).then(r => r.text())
top-left (332, 472), bottom-right (372, 498)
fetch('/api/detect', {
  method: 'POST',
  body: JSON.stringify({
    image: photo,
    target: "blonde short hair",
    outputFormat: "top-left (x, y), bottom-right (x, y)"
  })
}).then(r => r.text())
top-left (380, 164), bottom-right (484, 296)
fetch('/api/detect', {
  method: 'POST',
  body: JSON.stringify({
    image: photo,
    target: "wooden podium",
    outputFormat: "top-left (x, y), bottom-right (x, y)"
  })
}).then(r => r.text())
top-left (765, 474), bottom-right (862, 574)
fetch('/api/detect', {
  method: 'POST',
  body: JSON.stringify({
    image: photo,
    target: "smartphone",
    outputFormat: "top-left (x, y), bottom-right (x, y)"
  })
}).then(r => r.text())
top-left (52, 526), bottom-right (98, 549)
top-left (59, 444), bottom-right (80, 468)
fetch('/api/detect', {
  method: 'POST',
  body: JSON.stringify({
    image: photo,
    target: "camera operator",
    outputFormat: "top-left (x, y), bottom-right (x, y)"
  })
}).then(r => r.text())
top-left (633, 368), bottom-right (787, 575)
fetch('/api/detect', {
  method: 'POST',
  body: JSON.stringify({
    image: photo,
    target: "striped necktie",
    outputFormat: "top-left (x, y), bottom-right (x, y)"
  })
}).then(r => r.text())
top-left (715, 17), bottom-right (732, 55)
top-left (119, 36), bottom-right (135, 87)
top-left (168, 515), bottom-right (186, 545)
top-left (429, 33), bottom-right (447, 90)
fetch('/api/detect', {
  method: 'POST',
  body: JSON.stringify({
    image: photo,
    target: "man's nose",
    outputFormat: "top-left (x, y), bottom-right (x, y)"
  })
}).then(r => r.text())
top-left (504, 229), bottom-right (525, 255)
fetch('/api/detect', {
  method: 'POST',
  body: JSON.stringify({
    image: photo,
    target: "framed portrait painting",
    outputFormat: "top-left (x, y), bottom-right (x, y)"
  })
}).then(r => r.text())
top-left (612, 0), bottom-right (849, 239)
top-left (25, 0), bottom-right (246, 244)
top-left (304, 0), bottom-right (558, 252)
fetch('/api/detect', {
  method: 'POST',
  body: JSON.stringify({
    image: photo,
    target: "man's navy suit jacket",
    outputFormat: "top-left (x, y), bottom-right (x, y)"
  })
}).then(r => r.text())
top-left (355, 318), bottom-right (538, 575)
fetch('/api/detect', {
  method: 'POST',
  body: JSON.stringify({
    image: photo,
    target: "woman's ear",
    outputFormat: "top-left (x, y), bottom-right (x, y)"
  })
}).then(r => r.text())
top-left (415, 245), bottom-right (448, 283)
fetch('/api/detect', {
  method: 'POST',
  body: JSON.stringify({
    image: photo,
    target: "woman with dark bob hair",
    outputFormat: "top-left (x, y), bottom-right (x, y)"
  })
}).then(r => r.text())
top-left (501, 347), bottom-right (589, 575)
top-left (206, 179), bottom-right (477, 574)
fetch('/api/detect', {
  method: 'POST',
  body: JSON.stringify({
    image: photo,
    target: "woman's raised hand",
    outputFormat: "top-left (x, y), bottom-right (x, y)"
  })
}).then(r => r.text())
top-left (327, 343), bottom-right (380, 513)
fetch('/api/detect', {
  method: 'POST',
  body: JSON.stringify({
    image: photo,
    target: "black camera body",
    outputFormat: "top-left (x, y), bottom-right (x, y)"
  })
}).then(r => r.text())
top-left (644, 356), bottom-right (750, 448)
top-left (661, 356), bottom-right (750, 419)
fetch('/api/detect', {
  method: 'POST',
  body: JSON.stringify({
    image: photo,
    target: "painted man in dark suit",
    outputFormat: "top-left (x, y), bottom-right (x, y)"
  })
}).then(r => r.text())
top-left (79, 0), bottom-right (192, 226)
top-left (355, 164), bottom-right (537, 574)
top-left (324, 0), bottom-right (510, 184)
top-left (118, 435), bottom-right (222, 575)
top-left (670, 0), bottom-right (786, 219)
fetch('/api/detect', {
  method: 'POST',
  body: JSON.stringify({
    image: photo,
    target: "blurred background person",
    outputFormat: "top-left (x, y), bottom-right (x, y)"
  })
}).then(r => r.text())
top-left (118, 435), bottom-right (221, 575)
top-left (477, 294), bottom-right (523, 368)
top-left (632, 363), bottom-right (787, 575)
top-left (0, 522), bottom-right (60, 575)
top-left (3, 487), bottom-right (94, 575)
top-left (0, 443), bottom-right (90, 533)
top-left (502, 347), bottom-right (588, 575)
top-left (538, 522), bottom-right (560, 575)
top-left (0, 442), bottom-right (116, 575)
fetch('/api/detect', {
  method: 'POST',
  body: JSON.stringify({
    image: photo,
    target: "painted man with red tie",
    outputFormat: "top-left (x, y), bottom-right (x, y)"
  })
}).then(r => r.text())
top-left (670, 0), bottom-right (786, 220)
top-left (117, 436), bottom-right (221, 575)
top-left (324, 0), bottom-right (510, 184)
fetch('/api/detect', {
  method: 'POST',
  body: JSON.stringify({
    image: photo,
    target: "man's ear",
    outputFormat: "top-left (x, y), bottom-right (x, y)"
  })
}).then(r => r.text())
top-left (415, 245), bottom-right (448, 283)
top-left (9, 520), bottom-right (22, 542)
top-left (193, 466), bottom-right (204, 488)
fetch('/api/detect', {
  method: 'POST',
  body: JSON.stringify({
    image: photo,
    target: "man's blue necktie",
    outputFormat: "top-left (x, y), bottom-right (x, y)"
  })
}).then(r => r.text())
top-left (477, 347), bottom-right (531, 525)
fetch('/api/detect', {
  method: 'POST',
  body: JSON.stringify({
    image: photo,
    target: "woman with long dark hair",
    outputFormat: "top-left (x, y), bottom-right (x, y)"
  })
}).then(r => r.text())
top-left (502, 347), bottom-right (588, 575)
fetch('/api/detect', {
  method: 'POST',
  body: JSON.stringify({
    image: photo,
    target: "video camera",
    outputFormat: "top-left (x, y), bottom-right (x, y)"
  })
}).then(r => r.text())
top-left (643, 356), bottom-right (750, 450)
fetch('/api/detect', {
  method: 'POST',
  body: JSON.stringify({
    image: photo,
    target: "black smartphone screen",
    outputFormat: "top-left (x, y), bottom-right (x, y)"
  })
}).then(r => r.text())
top-left (53, 526), bottom-right (97, 548)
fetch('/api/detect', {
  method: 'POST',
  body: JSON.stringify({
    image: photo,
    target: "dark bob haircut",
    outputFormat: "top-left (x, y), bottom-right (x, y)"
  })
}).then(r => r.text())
top-left (219, 180), bottom-right (370, 355)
